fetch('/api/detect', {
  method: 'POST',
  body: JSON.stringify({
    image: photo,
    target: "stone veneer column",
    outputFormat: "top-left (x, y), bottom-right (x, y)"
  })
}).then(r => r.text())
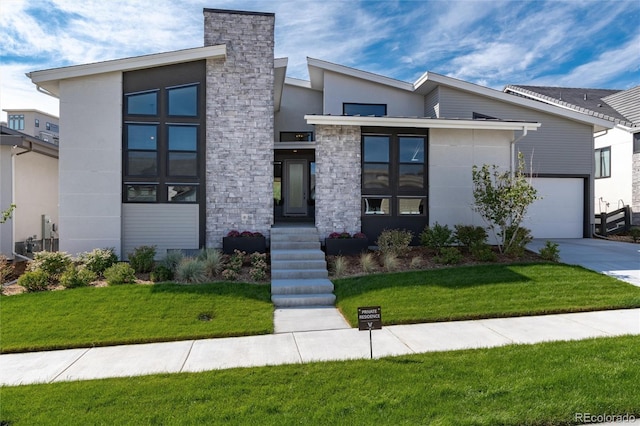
top-left (633, 152), bottom-right (640, 225)
top-left (203, 9), bottom-right (274, 247)
top-left (315, 125), bottom-right (362, 239)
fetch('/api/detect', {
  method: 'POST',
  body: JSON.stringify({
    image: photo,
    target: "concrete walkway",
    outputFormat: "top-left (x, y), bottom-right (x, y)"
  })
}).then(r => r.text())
top-left (2, 308), bottom-right (638, 386)
top-left (527, 238), bottom-right (640, 287)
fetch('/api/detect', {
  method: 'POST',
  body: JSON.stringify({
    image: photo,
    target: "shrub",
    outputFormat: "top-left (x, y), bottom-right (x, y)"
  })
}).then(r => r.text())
top-left (382, 252), bottom-right (400, 272)
top-left (150, 265), bottom-right (173, 282)
top-left (359, 252), bottom-right (376, 274)
top-left (78, 248), bottom-right (118, 276)
top-left (470, 242), bottom-right (498, 262)
top-left (221, 268), bottom-right (238, 281)
top-left (454, 225), bottom-right (487, 250)
top-left (28, 251), bottom-right (73, 283)
top-left (376, 229), bottom-right (413, 256)
top-left (128, 245), bottom-right (156, 273)
top-left (175, 258), bottom-right (207, 284)
top-left (227, 250), bottom-right (245, 273)
top-left (630, 227), bottom-right (640, 243)
top-left (504, 226), bottom-right (533, 258)
top-left (198, 248), bottom-right (224, 278)
top-left (59, 265), bottom-right (97, 288)
top-left (104, 262), bottom-right (137, 285)
top-left (331, 256), bottom-right (348, 277)
top-left (420, 223), bottom-right (454, 253)
top-left (18, 270), bottom-right (49, 292)
top-left (160, 250), bottom-right (184, 274)
top-left (249, 252), bottom-right (268, 281)
top-left (410, 256), bottom-right (423, 269)
top-left (539, 241), bottom-right (560, 262)
top-left (0, 254), bottom-right (13, 285)
top-left (435, 247), bottom-right (463, 265)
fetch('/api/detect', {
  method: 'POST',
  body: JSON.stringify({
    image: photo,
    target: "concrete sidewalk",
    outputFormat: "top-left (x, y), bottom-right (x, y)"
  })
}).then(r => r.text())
top-left (2, 308), bottom-right (638, 387)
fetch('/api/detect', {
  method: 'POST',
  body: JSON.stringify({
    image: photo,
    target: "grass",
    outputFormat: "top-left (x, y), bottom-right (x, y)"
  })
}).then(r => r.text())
top-left (1, 335), bottom-right (639, 425)
top-left (334, 263), bottom-right (640, 326)
top-left (0, 282), bottom-right (273, 353)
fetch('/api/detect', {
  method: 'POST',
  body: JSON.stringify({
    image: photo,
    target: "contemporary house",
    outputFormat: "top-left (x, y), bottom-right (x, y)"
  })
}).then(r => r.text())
top-left (26, 8), bottom-right (614, 259)
top-left (0, 123), bottom-right (59, 259)
top-left (504, 85), bottom-right (640, 225)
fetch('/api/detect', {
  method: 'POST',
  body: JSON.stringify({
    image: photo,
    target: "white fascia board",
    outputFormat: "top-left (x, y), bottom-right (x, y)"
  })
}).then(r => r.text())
top-left (307, 57), bottom-right (414, 92)
top-left (27, 45), bottom-right (226, 95)
top-left (274, 57), bottom-right (288, 69)
top-left (415, 71), bottom-right (614, 130)
top-left (285, 77), bottom-right (313, 89)
top-left (304, 115), bottom-right (541, 131)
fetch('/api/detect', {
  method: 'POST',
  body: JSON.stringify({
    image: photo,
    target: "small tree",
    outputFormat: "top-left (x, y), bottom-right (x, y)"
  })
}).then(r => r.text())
top-left (471, 153), bottom-right (538, 254)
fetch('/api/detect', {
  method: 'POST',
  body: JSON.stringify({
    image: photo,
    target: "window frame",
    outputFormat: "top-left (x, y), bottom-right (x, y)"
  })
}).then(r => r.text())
top-left (343, 103), bottom-right (387, 117)
top-left (279, 131), bottom-right (314, 142)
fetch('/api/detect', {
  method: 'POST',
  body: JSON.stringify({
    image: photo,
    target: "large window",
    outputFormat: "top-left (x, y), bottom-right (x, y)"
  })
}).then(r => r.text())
top-left (595, 147), bottom-right (611, 179)
top-left (344, 103), bottom-right (387, 116)
top-left (362, 129), bottom-right (427, 216)
top-left (8, 115), bottom-right (24, 130)
top-left (123, 65), bottom-right (204, 204)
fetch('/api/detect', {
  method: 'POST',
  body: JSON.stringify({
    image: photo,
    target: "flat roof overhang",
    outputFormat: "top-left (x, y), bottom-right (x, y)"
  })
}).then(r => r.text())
top-left (304, 115), bottom-right (541, 132)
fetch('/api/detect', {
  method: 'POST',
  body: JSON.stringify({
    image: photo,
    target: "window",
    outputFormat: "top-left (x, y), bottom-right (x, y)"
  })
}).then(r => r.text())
top-left (8, 115), bottom-right (24, 130)
top-left (125, 184), bottom-right (158, 202)
top-left (362, 129), bottom-right (427, 216)
top-left (343, 103), bottom-right (387, 116)
top-left (472, 112), bottom-right (498, 120)
top-left (595, 147), bottom-right (611, 178)
top-left (280, 131), bottom-right (313, 142)
top-left (634, 133), bottom-right (640, 154)
top-left (125, 124), bottom-right (158, 176)
top-left (168, 84), bottom-right (198, 116)
top-left (167, 125), bottom-right (198, 177)
top-left (35, 119), bottom-right (39, 128)
top-left (126, 90), bottom-right (158, 115)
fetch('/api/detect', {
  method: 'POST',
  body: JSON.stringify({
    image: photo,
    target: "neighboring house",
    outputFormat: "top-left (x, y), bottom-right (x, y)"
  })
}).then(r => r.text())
top-left (26, 8), bottom-right (614, 259)
top-left (3, 109), bottom-right (60, 145)
top-left (0, 124), bottom-right (59, 259)
top-left (504, 85), bottom-right (640, 225)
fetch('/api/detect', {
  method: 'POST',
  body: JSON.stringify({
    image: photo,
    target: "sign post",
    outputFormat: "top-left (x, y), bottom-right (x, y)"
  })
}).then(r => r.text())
top-left (357, 306), bottom-right (382, 359)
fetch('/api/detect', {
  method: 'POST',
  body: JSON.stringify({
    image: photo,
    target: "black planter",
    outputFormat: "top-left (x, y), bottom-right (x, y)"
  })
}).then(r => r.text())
top-left (222, 236), bottom-right (267, 254)
top-left (324, 238), bottom-right (369, 256)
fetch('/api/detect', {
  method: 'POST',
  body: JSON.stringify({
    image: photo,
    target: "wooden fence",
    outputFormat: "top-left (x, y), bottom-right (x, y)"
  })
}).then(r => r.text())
top-left (595, 206), bottom-right (632, 236)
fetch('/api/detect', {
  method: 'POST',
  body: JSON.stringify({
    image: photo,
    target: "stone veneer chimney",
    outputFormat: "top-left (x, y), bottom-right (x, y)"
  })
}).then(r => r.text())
top-left (203, 9), bottom-right (275, 247)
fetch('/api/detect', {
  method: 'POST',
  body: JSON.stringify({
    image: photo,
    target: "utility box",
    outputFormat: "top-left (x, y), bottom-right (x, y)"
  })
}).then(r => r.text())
top-left (42, 215), bottom-right (53, 239)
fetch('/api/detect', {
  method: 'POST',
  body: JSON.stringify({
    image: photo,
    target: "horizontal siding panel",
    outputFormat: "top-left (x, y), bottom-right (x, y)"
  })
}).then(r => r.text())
top-left (438, 86), bottom-right (593, 175)
top-left (122, 204), bottom-right (199, 259)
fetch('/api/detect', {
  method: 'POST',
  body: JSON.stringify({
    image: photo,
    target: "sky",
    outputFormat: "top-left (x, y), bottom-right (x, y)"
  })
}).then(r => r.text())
top-left (1, 0), bottom-right (639, 122)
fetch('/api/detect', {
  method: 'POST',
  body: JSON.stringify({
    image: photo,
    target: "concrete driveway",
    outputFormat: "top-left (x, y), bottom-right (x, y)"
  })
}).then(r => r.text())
top-left (527, 238), bottom-right (640, 287)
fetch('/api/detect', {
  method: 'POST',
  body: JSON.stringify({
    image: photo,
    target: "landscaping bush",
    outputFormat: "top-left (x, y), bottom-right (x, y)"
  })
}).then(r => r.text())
top-left (630, 227), bottom-right (640, 243)
top-left (228, 250), bottom-right (245, 273)
top-left (17, 270), bottom-right (49, 292)
top-left (504, 226), bottom-right (533, 258)
top-left (221, 268), bottom-right (238, 281)
top-left (159, 250), bottom-right (184, 274)
top-left (331, 256), bottom-right (348, 277)
top-left (59, 265), bottom-right (97, 289)
top-left (420, 223), bottom-right (454, 253)
top-left (539, 241), bottom-right (560, 262)
top-left (128, 245), bottom-right (156, 273)
top-left (376, 229), bottom-right (413, 256)
top-left (0, 254), bottom-right (13, 285)
top-left (78, 248), bottom-right (118, 276)
top-left (382, 252), bottom-right (400, 271)
top-left (359, 252), bottom-right (376, 273)
top-left (454, 225), bottom-right (487, 250)
top-left (249, 252), bottom-right (268, 281)
top-left (434, 247), bottom-right (463, 265)
top-left (28, 251), bottom-right (73, 283)
top-left (470, 242), bottom-right (498, 262)
top-left (103, 263), bottom-right (137, 285)
top-left (150, 265), bottom-right (173, 282)
top-left (175, 258), bottom-right (207, 284)
top-left (198, 248), bottom-right (224, 278)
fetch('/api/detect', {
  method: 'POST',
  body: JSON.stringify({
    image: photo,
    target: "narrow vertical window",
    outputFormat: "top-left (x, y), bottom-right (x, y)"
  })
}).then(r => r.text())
top-left (594, 147), bottom-right (610, 178)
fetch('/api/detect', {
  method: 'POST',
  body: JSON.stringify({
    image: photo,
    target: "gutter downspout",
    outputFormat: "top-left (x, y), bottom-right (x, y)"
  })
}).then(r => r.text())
top-left (510, 127), bottom-right (529, 173)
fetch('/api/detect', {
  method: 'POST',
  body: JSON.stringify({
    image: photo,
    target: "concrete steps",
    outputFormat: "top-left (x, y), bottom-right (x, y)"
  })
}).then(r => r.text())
top-left (270, 226), bottom-right (335, 307)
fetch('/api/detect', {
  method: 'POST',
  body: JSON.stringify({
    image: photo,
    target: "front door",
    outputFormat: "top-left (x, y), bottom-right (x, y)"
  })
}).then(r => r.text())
top-left (284, 160), bottom-right (308, 216)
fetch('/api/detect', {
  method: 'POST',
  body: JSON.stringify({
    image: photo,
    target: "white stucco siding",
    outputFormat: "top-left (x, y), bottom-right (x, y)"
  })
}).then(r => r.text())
top-left (275, 83), bottom-right (322, 140)
top-left (14, 152), bottom-right (58, 242)
top-left (429, 128), bottom-right (512, 230)
top-left (594, 126), bottom-right (633, 212)
top-left (58, 72), bottom-right (122, 257)
top-left (323, 71), bottom-right (424, 117)
top-left (0, 146), bottom-right (13, 257)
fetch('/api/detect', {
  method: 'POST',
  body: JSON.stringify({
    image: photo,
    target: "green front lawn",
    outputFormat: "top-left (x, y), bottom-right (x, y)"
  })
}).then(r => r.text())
top-left (1, 336), bottom-right (639, 425)
top-left (0, 282), bottom-right (273, 353)
top-left (335, 263), bottom-right (640, 326)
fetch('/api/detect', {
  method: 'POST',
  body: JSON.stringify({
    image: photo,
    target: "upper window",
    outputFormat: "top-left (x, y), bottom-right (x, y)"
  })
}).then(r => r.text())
top-left (167, 125), bottom-right (198, 177)
top-left (595, 147), bottom-right (611, 179)
top-left (280, 131), bottom-right (313, 142)
top-left (168, 84), bottom-right (198, 116)
top-left (35, 119), bottom-right (39, 128)
top-left (125, 124), bottom-right (158, 176)
top-left (8, 114), bottom-right (24, 130)
top-left (343, 103), bottom-right (387, 116)
top-left (126, 91), bottom-right (158, 115)
top-left (363, 135), bottom-right (390, 191)
top-left (634, 133), bottom-right (640, 154)
top-left (472, 112), bottom-right (498, 120)
top-left (398, 137), bottom-right (424, 190)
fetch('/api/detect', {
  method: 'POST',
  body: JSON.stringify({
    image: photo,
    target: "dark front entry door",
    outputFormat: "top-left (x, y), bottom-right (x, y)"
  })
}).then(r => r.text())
top-left (284, 159), bottom-right (308, 216)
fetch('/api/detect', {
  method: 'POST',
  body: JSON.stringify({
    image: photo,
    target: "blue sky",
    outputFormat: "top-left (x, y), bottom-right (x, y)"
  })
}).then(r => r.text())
top-left (1, 0), bottom-right (639, 121)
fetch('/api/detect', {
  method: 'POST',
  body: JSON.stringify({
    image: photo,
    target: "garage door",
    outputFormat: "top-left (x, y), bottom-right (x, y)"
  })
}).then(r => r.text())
top-left (522, 178), bottom-right (584, 239)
